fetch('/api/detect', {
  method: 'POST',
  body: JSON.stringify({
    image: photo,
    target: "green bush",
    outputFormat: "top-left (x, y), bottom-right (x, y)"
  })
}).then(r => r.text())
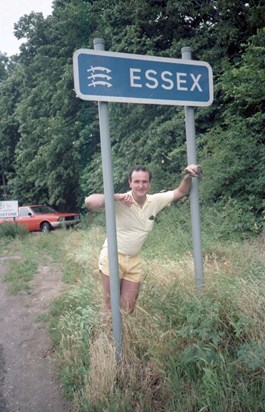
top-left (0, 222), bottom-right (29, 244)
top-left (0, 222), bottom-right (28, 240)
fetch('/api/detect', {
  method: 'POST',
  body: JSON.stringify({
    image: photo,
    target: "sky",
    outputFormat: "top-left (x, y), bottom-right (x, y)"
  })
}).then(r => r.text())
top-left (0, 0), bottom-right (53, 56)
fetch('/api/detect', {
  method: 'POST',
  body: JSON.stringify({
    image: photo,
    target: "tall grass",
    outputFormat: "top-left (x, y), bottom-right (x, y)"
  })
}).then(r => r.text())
top-left (0, 222), bottom-right (28, 255)
top-left (1, 207), bottom-right (264, 410)
top-left (45, 206), bottom-right (265, 412)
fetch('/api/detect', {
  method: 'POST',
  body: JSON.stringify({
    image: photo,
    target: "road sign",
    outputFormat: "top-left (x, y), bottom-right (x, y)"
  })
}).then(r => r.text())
top-left (0, 200), bottom-right (18, 218)
top-left (73, 49), bottom-right (213, 107)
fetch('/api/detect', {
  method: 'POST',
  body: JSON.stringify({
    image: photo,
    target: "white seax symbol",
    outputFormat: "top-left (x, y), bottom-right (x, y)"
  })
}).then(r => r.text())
top-left (87, 65), bottom-right (112, 88)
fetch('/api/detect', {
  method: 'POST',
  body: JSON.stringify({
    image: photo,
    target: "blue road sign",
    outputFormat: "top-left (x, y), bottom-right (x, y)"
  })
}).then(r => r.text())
top-left (73, 49), bottom-right (213, 107)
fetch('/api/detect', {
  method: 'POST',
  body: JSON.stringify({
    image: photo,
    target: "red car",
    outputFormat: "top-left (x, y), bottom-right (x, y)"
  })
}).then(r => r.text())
top-left (0, 205), bottom-right (80, 233)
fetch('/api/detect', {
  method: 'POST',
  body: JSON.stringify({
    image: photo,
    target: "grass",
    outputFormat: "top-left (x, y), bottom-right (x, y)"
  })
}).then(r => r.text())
top-left (0, 222), bottom-right (28, 255)
top-left (48, 208), bottom-right (265, 412)
top-left (4, 258), bottom-right (37, 294)
top-left (0, 227), bottom-right (77, 293)
top-left (1, 206), bottom-right (264, 411)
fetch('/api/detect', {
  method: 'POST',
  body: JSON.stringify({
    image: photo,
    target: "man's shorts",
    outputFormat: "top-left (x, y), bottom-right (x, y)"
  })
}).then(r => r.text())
top-left (99, 248), bottom-right (142, 283)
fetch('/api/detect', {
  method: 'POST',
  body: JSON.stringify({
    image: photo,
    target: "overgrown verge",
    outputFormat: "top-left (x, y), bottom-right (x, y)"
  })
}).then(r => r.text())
top-left (46, 206), bottom-right (265, 412)
top-left (1, 207), bottom-right (264, 411)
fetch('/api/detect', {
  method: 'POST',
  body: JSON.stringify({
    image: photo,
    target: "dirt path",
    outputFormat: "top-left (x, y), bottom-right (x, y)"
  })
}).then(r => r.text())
top-left (0, 256), bottom-right (71, 412)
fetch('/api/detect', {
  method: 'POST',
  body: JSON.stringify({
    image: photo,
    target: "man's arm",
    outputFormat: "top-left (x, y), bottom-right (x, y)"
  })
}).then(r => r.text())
top-left (172, 164), bottom-right (201, 201)
top-left (85, 193), bottom-right (133, 210)
top-left (85, 194), bottom-right (105, 209)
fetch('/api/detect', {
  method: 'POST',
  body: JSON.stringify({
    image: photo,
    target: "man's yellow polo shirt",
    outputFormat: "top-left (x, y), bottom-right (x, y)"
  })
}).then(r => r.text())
top-left (102, 190), bottom-right (174, 256)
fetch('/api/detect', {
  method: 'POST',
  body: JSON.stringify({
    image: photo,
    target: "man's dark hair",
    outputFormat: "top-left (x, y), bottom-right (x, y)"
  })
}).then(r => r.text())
top-left (128, 165), bottom-right (152, 182)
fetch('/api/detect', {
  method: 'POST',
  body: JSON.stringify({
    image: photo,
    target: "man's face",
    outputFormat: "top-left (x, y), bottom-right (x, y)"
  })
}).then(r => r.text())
top-left (129, 170), bottom-right (151, 202)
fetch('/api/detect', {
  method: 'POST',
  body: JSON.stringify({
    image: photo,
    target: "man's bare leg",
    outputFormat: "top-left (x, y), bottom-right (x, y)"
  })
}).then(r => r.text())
top-left (101, 272), bottom-right (140, 314)
top-left (120, 279), bottom-right (140, 313)
top-left (101, 272), bottom-right (111, 312)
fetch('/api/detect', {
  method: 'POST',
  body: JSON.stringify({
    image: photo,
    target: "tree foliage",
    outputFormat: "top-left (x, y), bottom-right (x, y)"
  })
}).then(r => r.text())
top-left (200, 29), bottom-right (265, 224)
top-left (0, 0), bottom-right (264, 232)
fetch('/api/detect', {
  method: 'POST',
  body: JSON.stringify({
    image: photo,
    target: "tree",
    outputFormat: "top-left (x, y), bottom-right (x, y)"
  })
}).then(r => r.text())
top-left (200, 29), bottom-right (265, 232)
top-left (0, 61), bottom-right (23, 199)
top-left (8, 3), bottom-right (99, 210)
top-left (0, 0), bottom-right (264, 227)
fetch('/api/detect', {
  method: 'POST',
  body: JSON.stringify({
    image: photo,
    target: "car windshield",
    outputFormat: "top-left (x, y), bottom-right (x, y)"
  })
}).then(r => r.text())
top-left (30, 206), bottom-right (57, 214)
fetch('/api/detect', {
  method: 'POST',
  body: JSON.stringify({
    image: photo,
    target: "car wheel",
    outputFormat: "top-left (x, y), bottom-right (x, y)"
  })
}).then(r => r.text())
top-left (41, 222), bottom-right (52, 233)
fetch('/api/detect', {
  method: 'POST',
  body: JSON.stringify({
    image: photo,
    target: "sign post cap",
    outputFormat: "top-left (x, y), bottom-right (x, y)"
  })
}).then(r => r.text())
top-left (93, 38), bottom-right (105, 47)
top-left (181, 46), bottom-right (192, 53)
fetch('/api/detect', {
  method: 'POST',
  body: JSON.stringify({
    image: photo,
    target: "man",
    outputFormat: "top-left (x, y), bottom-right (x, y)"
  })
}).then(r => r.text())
top-left (85, 163), bottom-right (201, 314)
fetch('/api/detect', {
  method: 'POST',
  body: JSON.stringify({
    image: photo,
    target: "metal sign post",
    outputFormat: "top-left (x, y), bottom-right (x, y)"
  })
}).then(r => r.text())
top-left (182, 47), bottom-right (204, 292)
top-left (93, 39), bottom-right (122, 362)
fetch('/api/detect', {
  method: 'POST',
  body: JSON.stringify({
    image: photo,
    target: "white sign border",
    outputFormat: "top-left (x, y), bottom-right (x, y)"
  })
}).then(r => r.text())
top-left (73, 49), bottom-right (214, 107)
